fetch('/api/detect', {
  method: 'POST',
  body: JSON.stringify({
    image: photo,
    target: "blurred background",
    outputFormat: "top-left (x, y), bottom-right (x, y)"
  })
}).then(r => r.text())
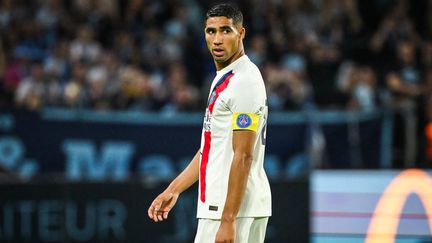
top-left (0, 0), bottom-right (432, 242)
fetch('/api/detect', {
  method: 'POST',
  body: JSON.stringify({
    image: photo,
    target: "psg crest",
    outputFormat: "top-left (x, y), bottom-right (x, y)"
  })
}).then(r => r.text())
top-left (236, 114), bottom-right (252, 128)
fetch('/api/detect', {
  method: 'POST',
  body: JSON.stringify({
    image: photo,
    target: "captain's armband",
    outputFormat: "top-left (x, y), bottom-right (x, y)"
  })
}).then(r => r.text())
top-left (232, 112), bottom-right (260, 132)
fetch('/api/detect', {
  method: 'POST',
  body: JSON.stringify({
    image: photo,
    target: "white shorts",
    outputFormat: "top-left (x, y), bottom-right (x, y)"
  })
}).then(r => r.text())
top-left (194, 217), bottom-right (268, 243)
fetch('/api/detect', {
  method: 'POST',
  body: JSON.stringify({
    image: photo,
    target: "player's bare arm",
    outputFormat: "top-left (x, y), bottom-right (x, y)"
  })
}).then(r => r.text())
top-left (215, 130), bottom-right (256, 243)
top-left (148, 150), bottom-right (200, 222)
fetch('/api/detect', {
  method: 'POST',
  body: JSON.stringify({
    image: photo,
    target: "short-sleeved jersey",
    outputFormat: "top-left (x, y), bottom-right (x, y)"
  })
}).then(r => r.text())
top-left (197, 55), bottom-right (272, 219)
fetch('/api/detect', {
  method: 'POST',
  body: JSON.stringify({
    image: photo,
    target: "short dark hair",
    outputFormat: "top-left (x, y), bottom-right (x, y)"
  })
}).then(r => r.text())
top-left (206, 3), bottom-right (243, 26)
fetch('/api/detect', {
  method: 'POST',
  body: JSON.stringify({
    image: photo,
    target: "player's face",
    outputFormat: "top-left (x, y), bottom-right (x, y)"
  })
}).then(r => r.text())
top-left (205, 16), bottom-right (245, 70)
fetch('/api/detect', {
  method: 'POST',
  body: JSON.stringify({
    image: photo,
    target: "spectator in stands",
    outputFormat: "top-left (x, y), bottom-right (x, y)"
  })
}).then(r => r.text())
top-left (338, 63), bottom-right (378, 111)
top-left (141, 27), bottom-right (166, 71)
top-left (386, 40), bottom-right (424, 104)
top-left (15, 61), bottom-right (62, 110)
top-left (2, 49), bottom-right (28, 99)
top-left (117, 65), bottom-right (155, 111)
top-left (69, 25), bottom-right (102, 64)
top-left (385, 39), bottom-right (425, 167)
top-left (265, 56), bottom-right (310, 111)
top-left (86, 51), bottom-right (121, 109)
top-left (43, 40), bottom-right (70, 82)
top-left (369, 0), bottom-right (421, 59)
top-left (113, 31), bottom-right (136, 64)
top-left (247, 34), bottom-right (268, 68)
top-left (35, 0), bottom-right (63, 32)
top-left (64, 61), bottom-right (89, 108)
top-left (159, 63), bottom-right (200, 112)
top-left (0, 0), bottom-right (13, 30)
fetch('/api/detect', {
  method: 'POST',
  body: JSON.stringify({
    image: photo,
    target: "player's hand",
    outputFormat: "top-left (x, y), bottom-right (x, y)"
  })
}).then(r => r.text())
top-left (215, 220), bottom-right (236, 243)
top-left (148, 190), bottom-right (179, 222)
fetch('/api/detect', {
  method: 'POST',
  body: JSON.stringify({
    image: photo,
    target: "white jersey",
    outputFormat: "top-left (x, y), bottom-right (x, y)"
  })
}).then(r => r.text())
top-left (197, 55), bottom-right (272, 219)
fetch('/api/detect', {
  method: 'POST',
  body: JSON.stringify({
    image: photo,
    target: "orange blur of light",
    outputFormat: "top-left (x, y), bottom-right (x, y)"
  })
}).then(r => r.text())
top-left (365, 169), bottom-right (432, 243)
top-left (425, 123), bottom-right (432, 159)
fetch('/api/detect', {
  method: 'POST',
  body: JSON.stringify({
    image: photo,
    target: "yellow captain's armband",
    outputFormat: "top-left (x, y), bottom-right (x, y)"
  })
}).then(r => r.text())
top-left (232, 112), bottom-right (260, 132)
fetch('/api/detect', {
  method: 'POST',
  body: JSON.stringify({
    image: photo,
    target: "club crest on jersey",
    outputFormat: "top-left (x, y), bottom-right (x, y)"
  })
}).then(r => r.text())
top-left (208, 91), bottom-right (216, 106)
top-left (236, 114), bottom-right (252, 128)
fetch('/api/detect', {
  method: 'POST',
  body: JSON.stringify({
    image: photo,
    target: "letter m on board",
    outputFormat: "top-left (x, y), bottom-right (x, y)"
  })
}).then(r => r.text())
top-left (63, 140), bottom-right (134, 181)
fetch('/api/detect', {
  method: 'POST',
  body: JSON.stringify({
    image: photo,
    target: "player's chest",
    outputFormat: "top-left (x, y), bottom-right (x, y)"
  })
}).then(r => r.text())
top-left (203, 93), bottom-right (231, 133)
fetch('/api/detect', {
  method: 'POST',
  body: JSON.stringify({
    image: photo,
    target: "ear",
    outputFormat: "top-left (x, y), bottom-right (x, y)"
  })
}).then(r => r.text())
top-left (240, 27), bottom-right (245, 40)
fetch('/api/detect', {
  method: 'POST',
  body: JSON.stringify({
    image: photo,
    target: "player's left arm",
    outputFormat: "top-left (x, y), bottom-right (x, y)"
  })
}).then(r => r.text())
top-left (215, 129), bottom-right (256, 243)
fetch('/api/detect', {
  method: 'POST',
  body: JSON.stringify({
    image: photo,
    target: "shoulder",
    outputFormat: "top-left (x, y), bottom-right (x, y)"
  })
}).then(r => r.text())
top-left (224, 62), bottom-right (266, 106)
top-left (232, 60), bottom-right (264, 88)
top-left (239, 59), bottom-right (262, 78)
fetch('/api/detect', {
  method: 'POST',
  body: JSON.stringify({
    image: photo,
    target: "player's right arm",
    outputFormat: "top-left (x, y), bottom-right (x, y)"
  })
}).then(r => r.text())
top-left (148, 150), bottom-right (200, 222)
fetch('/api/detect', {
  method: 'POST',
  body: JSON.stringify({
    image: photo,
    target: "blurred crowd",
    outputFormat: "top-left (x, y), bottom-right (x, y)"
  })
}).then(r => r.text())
top-left (0, 0), bottom-right (432, 117)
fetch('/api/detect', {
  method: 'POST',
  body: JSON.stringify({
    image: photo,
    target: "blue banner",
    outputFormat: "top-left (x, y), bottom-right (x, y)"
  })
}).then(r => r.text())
top-left (0, 109), bottom-right (385, 180)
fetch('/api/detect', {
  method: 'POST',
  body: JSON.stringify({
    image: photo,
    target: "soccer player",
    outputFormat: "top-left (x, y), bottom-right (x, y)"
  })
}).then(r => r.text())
top-left (148, 3), bottom-right (271, 243)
